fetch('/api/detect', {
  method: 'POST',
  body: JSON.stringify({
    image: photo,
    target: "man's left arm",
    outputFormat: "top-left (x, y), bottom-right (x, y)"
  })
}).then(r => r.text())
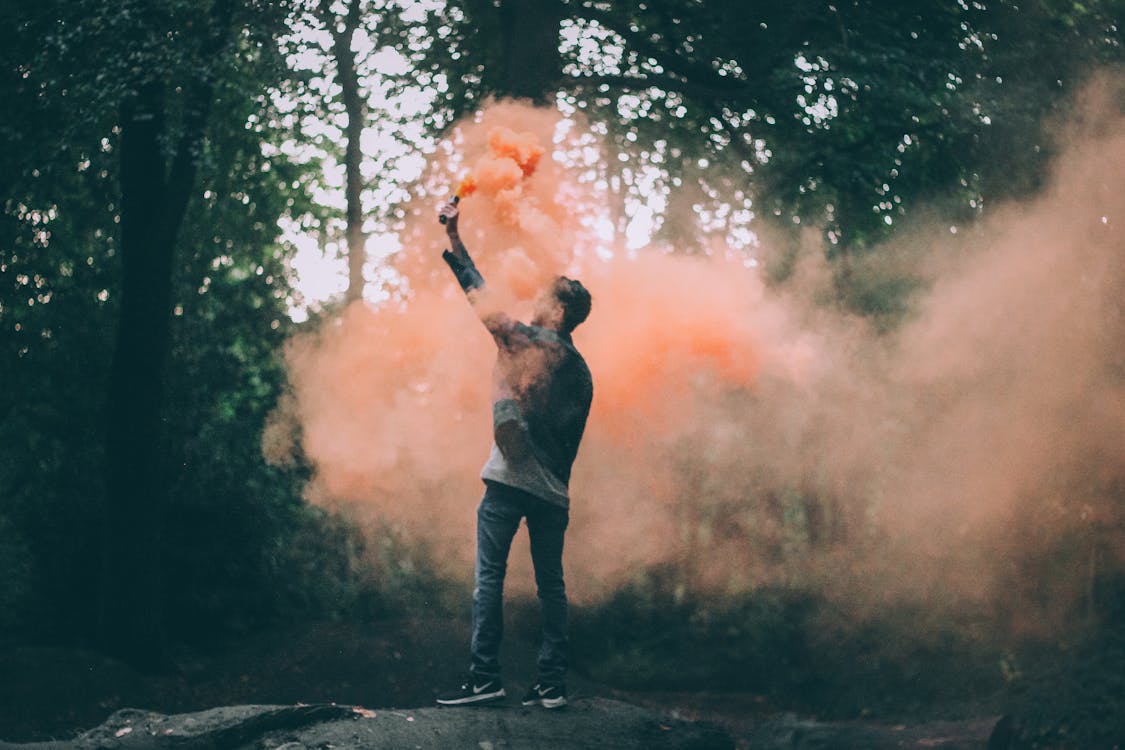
top-left (438, 200), bottom-right (532, 349)
top-left (439, 200), bottom-right (484, 292)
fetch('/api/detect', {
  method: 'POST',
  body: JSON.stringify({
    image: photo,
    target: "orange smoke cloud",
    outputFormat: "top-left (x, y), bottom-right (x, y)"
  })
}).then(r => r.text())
top-left (272, 85), bottom-right (1125, 627)
top-left (487, 125), bottom-right (544, 177)
top-left (577, 251), bottom-right (815, 440)
top-left (271, 101), bottom-right (813, 586)
top-left (451, 125), bottom-right (545, 231)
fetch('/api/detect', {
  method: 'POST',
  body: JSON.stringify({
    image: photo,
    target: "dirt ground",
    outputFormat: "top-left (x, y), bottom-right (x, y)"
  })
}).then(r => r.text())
top-left (0, 616), bottom-right (998, 749)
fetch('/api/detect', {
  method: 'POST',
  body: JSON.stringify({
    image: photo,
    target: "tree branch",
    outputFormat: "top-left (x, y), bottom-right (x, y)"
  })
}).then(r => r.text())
top-left (567, 70), bottom-right (752, 115)
top-left (572, 4), bottom-right (756, 97)
top-left (164, 0), bottom-right (237, 234)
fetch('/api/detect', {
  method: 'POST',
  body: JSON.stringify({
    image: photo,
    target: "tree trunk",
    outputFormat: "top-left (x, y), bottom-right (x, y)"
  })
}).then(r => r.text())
top-left (99, 79), bottom-right (204, 670)
top-left (495, 0), bottom-right (565, 104)
top-left (324, 0), bottom-right (368, 304)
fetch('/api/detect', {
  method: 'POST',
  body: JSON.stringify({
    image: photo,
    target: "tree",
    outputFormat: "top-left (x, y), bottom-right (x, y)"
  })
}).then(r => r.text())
top-left (2, 0), bottom-right (304, 668)
top-left (317, 0), bottom-right (371, 302)
top-left (103, 35), bottom-right (221, 670)
top-left (103, 0), bottom-right (304, 668)
top-left (457, 0), bottom-right (567, 103)
top-left (280, 0), bottom-right (446, 307)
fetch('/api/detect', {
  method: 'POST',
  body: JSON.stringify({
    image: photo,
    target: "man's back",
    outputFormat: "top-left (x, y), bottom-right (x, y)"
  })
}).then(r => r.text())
top-left (491, 323), bottom-right (592, 488)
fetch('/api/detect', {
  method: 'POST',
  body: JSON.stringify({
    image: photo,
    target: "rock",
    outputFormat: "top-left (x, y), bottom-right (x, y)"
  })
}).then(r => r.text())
top-left (0, 699), bottom-right (734, 750)
top-left (742, 713), bottom-right (1000, 750)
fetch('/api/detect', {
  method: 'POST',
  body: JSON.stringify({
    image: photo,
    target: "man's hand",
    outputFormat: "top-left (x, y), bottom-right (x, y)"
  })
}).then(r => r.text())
top-left (438, 197), bottom-right (460, 233)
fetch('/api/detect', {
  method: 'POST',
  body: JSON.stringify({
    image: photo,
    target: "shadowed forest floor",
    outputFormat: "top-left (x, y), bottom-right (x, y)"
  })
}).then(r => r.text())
top-left (0, 612), bottom-right (1001, 749)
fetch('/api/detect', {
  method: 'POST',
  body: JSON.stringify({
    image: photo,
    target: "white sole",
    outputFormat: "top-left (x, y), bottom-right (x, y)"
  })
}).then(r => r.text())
top-left (521, 697), bottom-right (568, 709)
top-left (437, 689), bottom-right (506, 706)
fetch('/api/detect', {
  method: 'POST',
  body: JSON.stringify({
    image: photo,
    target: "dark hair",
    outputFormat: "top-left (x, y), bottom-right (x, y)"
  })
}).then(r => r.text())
top-left (553, 276), bottom-right (591, 333)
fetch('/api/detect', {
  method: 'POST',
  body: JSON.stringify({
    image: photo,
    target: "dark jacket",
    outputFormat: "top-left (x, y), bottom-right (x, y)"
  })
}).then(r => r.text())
top-left (443, 247), bottom-right (592, 486)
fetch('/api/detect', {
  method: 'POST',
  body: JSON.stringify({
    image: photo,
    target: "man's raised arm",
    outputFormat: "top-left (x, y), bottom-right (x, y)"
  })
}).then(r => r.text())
top-left (439, 199), bottom-right (485, 293)
top-left (438, 200), bottom-right (528, 347)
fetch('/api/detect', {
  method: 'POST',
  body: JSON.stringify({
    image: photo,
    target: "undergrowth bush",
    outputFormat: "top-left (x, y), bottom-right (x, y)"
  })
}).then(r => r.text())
top-left (0, 514), bottom-right (32, 638)
top-left (996, 574), bottom-right (1125, 749)
top-left (572, 566), bottom-right (1125, 747)
top-left (162, 492), bottom-right (460, 645)
top-left (571, 568), bottom-right (817, 694)
top-left (570, 568), bottom-right (1010, 720)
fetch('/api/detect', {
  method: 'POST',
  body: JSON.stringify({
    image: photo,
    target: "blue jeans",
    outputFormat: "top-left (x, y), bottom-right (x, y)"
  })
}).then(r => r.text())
top-left (471, 481), bottom-right (569, 686)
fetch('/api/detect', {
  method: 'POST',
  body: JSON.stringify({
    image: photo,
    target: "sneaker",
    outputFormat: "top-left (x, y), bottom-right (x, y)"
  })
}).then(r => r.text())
top-left (520, 683), bottom-right (568, 709)
top-left (435, 678), bottom-right (506, 706)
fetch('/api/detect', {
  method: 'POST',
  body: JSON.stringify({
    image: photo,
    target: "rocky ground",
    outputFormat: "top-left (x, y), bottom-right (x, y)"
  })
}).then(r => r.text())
top-left (0, 701), bottom-right (736, 750)
top-left (0, 617), bottom-right (1001, 749)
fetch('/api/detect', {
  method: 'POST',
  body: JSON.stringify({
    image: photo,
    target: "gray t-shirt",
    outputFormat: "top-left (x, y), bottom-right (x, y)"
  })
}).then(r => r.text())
top-left (481, 441), bottom-right (570, 508)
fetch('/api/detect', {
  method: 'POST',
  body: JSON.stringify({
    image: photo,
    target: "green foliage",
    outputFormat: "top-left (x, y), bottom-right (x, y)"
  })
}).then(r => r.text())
top-left (0, 515), bottom-right (33, 636)
top-left (404, 0), bottom-right (1124, 272)
top-left (0, 0), bottom-right (394, 648)
top-left (572, 569), bottom-right (818, 693)
top-left (803, 602), bottom-right (1007, 720)
top-left (572, 574), bottom-right (1012, 720)
top-left (574, 566), bottom-right (1125, 742)
top-left (0, 109), bottom-right (120, 640)
top-left (996, 570), bottom-right (1125, 748)
top-left (833, 260), bottom-right (927, 332)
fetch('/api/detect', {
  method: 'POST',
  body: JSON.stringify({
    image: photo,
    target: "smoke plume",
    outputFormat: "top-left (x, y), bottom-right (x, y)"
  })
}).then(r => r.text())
top-left (269, 88), bottom-right (1125, 630)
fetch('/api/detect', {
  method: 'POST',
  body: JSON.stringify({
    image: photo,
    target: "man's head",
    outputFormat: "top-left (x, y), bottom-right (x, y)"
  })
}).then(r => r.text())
top-left (533, 276), bottom-right (591, 333)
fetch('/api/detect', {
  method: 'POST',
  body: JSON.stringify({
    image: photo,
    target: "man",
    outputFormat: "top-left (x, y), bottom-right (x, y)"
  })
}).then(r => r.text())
top-left (434, 199), bottom-right (593, 710)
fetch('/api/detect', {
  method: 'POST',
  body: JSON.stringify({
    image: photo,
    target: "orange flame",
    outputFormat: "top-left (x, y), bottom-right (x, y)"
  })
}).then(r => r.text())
top-left (455, 174), bottom-right (477, 198)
